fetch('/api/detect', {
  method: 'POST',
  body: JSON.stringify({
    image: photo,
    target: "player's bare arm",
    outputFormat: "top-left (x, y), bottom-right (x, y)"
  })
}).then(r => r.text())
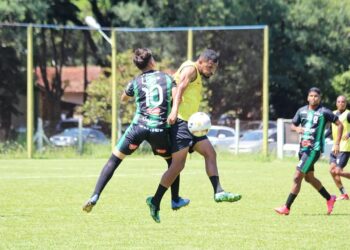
top-left (171, 86), bottom-right (177, 101)
top-left (167, 66), bottom-right (197, 124)
top-left (121, 92), bottom-right (131, 104)
top-left (291, 124), bottom-right (304, 134)
top-left (342, 113), bottom-right (350, 140)
top-left (333, 120), bottom-right (343, 155)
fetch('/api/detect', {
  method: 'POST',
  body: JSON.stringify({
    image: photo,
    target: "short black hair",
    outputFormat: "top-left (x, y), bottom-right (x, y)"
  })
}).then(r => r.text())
top-left (200, 49), bottom-right (219, 63)
top-left (133, 48), bottom-right (153, 70)
top-left (308, 87), bottom-right (321, 95)
top-left (307, 87), bottom-right (321, 95)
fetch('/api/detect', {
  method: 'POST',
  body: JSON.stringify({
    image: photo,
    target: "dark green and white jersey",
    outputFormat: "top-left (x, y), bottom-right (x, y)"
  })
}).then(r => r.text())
top-left (292, 105), bottom-right (338, 152)
top-left (124, 70), bottom-right (175, 129)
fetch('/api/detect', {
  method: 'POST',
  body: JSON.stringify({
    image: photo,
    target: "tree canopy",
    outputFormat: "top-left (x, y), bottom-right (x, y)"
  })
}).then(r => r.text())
top-left (1, 0), bottom-right (350, 136)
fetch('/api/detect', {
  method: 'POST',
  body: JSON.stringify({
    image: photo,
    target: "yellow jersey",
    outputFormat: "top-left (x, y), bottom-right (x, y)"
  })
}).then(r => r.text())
top-left (173, 61), bottom-right (202, 121)
top-left (332, 109), bottom-right (350, 152)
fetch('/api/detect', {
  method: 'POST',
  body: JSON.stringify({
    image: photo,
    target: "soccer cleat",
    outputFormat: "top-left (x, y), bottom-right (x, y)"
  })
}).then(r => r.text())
top-left (82, 194), bottom-right (99, 213)
top-left (336, 194), bottom-right (349, 200)
top-left (327, 195), bottom-right (337, 215)
top-left (274, 205), bottom-right (290, 215)
top-left (146, 196), bottom-right (160, 223)
top-left (214, 191), bottom-right (242, 202)
top-left (171, 197), bottom-right (190, 210)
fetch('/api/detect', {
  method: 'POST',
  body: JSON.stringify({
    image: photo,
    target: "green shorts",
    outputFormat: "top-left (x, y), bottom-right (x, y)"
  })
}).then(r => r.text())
top-left (297, 150), bottom-right (321, 173)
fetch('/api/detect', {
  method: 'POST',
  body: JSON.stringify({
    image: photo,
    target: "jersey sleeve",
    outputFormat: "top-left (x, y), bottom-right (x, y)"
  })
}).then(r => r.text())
top-left (323, 108), bottom-right (338, 123)
top-left (171, 78), bottom-right (176, 88)
top-left (324, 126), bottom-right (332, 139)
top-left (292, 108), bottom-right (301, 126)
top-left (124, 80), bottom-right (134, 97)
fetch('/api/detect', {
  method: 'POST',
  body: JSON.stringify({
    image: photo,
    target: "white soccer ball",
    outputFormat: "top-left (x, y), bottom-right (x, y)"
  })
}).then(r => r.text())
top-left (188, 112), bottom-right (211, 137)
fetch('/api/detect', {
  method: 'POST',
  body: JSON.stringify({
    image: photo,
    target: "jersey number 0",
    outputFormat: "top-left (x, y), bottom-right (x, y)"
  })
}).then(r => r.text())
top-left (142, 84), bottom-right (163, 107)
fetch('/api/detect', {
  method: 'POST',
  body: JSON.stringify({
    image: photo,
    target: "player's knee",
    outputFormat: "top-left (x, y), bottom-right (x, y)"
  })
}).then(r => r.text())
top-left (112, 150), bottom-right (126, 159)
top-left (334, 167), bottom-right (342, 175)
top-left (170, 159), bottom-right (186, 171)
top-left (304, 175), bottom-right (311, 183)
top-left (330, 167), bottom-right (337, 175)
top-left (293, 176), bottom-right (299, 184)
top-left (203, 148), bottom-right (216, 160)
top-left (293, 174), bottom-right (303, 184)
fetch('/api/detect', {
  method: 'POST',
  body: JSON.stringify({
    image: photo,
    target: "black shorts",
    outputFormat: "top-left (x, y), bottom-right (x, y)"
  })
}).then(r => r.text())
top-left (170, 118), bottom-right (207, 153)
top-left (297, 150), bottom-right (321, 173)
top-left (329, 152), bottom-right (350, 168)
top-left (115, 124), bottom-right (171, 158)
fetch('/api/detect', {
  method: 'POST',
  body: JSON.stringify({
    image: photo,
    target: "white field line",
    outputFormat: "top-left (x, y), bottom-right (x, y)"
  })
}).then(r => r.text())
top-left (0, 173), bottom-right (159, 179)
top-left (0, 170), bottom-right (200, 180)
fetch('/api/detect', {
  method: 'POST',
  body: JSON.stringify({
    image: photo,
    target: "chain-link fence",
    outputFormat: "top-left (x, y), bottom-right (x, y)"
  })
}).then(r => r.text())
top-left (0, 23), bottom-right (267, 157)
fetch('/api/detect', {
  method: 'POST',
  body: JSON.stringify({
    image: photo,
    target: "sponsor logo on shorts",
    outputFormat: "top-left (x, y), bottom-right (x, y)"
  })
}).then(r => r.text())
top-left (156, 149), bottom-right (166, 154)
top-left (301, 140), bottom-right (312, 147)
top-left (129, 144), bottom-right (138, 150)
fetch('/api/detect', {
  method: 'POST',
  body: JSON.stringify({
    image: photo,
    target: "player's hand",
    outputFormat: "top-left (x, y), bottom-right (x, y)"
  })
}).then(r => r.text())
top-left (342, 133), bottom-right (350, 140)
top-left (296, 127), bottom-right (304, 134)
top-left (167, 111), bottom-right (177, 125)
top-left (333, 144), bottom-right (340, 155)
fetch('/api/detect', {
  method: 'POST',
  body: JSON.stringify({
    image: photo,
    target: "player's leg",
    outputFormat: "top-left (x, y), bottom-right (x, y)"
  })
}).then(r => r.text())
top-left (333, 168), bottom-right (350, 200)
top-left (330, 161), bottom-right (343, 190)
top-left (305, 171), bottom-right (330, 197)
top-left (305, 171), bottom-right (336, 214)
top-left (193, 138), bottom-right (241, 202)
top-left (152, 149), bottom-right (188, 205)
top-left (82, 150), bottom-right (125, 213)
top-left (83, 125), bottom-right (143, 212)
top-left (330, 162), bottom-right (347, 199)
top-left (146, 147), bottom-right (189, 223)
top-left (331, 152), bottom-right (350, 200)
top-left (334, 153), bottom-right (350, 178)
top-left (164, 157), bottom-right (190, 210)
top-left (146, 119), bottom-right (193, 222)
top-left (275, 169), bottom-right (304, 215)
top-left (275, 151), bottom-right (312, 215)
top-left (147, 129), bottom-right (190, 210)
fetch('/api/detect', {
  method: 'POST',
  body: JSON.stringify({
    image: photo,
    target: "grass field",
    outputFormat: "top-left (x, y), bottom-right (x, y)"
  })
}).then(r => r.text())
top-left (1, 154), bottom-right (349, 249)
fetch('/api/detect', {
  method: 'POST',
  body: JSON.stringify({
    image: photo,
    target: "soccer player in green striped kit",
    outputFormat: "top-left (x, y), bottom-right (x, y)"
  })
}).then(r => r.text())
top-left (275, 87), bottom-right (343, 215)
top-left (82, 48), bottom-right (189, 213)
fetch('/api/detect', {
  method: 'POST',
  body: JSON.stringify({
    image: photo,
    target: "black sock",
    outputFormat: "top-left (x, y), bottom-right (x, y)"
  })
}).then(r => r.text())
top-left (319, 187), bottom-right (331, 200)
top-left (166, 158), bottom-right (180, 202)
top-left (152, 184), bottom-right (168, 210)
top-left (339, 187), bottom-right (346, 194)
top-left (209, 176), bottom-right (224, 194)
top-left (92, 154), bottom-right (122, 196)
top-left (286, 193), bottom-right (297, 209)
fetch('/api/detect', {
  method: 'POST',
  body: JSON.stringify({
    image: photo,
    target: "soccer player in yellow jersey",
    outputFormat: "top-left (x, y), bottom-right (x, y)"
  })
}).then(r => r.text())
top-left (329, 95), bottom-right (350, 200)
top-left (146, 49), bottom-right (241, 223)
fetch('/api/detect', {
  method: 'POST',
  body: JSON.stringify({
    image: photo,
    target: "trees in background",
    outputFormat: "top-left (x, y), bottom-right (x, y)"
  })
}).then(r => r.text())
top-left (1, 0), bottom-right (350, 138)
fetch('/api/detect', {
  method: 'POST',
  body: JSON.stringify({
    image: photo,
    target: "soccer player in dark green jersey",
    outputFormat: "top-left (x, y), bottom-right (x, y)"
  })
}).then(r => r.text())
top-left (82, 48), bottom-right (189, 213)
top-left (275, 87), bottom-right (343, 215)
